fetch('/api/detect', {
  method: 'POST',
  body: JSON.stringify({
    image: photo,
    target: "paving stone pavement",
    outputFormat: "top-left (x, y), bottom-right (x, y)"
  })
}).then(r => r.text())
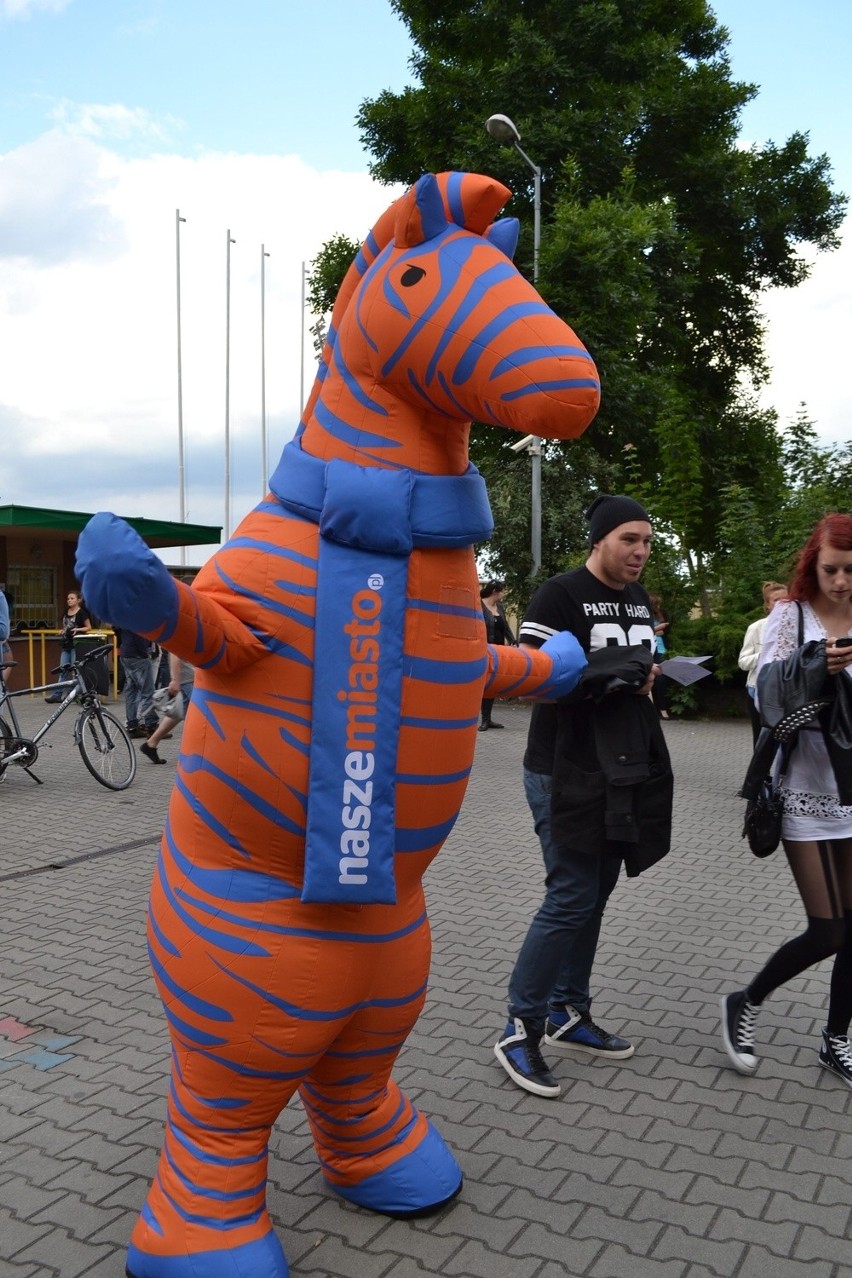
top-left (1, 693), bottom-right (850, 1277)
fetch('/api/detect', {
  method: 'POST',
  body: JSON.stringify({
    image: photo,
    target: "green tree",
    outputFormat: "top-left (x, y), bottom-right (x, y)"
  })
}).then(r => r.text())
top-left (676, 407), bottom-right (852, 686)
top-left (305, 234), bottom-right (360, 358)
top-left (355, 0), bottom-right (845, 576)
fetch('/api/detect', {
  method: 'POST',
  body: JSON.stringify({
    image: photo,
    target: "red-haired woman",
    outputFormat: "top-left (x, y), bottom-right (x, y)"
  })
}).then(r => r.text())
top-left (722, 514), bottom-right (852, 1087)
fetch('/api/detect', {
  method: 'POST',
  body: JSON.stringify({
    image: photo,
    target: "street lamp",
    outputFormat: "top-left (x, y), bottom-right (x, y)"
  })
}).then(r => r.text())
top-left (485, 113), bottom-right (543, 577)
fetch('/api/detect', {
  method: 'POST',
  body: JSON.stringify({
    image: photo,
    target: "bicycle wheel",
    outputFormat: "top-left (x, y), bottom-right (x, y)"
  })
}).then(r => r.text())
top-left (76, 707), bottom-right (137, 790)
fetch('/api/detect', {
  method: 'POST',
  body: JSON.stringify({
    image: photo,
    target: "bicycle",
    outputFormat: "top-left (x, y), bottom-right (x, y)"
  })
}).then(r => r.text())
top-left (0, 643), bottom-right (137, 791)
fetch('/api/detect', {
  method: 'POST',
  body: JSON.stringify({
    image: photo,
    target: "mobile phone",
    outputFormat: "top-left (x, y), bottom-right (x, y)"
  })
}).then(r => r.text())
top-left (835, 636), bottom-right (852, 647)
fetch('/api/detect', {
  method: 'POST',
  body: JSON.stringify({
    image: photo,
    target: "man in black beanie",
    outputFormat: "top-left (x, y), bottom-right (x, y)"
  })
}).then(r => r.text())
top-left (495, 494), bottom-right (673, 1097)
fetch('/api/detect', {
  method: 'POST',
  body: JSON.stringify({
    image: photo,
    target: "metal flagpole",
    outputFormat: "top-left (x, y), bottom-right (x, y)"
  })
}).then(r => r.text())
top-left (176, 210), bottom-right (187, 566)
top-left (300, 260), bottom-right (306, 413)
top-left (225, 229), bottom-right (235, 542)
top-left (261, 245), bottom-right (270, 496)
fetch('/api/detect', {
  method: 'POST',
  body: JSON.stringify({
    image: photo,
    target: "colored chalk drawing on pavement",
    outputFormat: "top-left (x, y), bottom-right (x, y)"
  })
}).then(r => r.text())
top-left (0, 1014), bottom-right (81, 1070)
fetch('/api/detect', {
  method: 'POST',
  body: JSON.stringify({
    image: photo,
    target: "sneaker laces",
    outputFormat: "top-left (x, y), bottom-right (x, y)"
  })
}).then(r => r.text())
top-left (579, 1014), bottom-right (612, 1044)
top-left (736, 999), bottom-right (759, 1051)
top-left (523, 1035), bottom-right (551, 1076)
top-left (827, 1033), bottom-right (852, 1067)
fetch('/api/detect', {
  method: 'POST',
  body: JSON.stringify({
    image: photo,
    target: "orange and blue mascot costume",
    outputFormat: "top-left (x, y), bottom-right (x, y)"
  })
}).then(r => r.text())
top-left (77, 172), bottom-right (600, 1277)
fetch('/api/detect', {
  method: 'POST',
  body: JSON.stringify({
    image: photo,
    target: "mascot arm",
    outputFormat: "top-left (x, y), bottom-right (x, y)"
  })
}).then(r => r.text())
top-left (484, 631), bottom-right (586, 701)
top-left (76, 513), bottom-right (266, 672)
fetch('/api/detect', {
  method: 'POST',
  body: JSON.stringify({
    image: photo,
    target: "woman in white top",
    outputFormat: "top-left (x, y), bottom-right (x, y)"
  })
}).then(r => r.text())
top-left (722, 514), bottom-right (852, 1087)
top-left (738, 581), bottom-right (788, 744)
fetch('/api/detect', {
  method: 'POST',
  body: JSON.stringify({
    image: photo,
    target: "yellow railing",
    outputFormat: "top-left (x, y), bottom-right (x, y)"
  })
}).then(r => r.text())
top-left (19, 629), bottom-right (120, 698)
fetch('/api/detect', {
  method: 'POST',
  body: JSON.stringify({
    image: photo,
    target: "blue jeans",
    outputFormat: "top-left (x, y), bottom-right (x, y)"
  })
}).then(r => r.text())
top-left (507, 768), bottom-right (623, 1027)
top-left (122, 656), bottom-right (157, 729)
top-left (57, 647), bottom-right (75, 686)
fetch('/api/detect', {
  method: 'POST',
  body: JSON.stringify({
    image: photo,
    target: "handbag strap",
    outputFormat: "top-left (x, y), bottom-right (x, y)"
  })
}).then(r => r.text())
top-left (796, 600), bottom-right (804, 646)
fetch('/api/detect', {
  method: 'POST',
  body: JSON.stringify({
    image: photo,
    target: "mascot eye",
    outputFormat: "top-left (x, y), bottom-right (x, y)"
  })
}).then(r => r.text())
top-left (400, 265), bottom-right (426, 287)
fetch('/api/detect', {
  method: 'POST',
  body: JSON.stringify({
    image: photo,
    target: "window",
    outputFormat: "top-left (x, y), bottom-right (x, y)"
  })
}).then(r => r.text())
top-left (6, 565), bottom-right (56, 628)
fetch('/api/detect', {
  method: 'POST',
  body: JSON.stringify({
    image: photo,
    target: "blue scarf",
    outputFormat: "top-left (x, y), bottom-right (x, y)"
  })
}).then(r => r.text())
top-left (270, 440), bottom-right (493, 905)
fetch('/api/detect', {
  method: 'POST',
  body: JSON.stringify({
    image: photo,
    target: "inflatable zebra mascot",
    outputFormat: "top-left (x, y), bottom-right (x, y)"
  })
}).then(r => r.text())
top-left (77, 171), bottom-right (600, 1278)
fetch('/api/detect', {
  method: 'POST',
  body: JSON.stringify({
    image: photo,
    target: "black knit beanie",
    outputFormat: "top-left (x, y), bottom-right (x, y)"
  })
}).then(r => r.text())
top-left (585, 494), bottom-right (652, 547)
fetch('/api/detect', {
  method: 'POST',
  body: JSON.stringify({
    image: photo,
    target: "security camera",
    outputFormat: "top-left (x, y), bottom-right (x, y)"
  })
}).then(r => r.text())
top-left (509, 434), bottom-right (536, 453)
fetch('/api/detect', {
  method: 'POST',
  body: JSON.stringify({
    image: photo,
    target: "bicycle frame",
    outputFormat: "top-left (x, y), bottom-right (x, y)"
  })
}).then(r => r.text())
top-left (0, 669), bottom-right (85, 756)
top-left (0, 648), bottom-right (109, 769)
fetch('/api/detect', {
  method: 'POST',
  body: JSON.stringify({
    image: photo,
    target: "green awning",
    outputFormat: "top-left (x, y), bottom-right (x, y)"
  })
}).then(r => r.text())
top-left (0, 504), bottom-right (221, 549)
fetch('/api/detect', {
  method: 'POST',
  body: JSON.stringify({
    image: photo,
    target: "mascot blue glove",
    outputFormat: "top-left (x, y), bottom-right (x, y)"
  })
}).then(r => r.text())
top-left (75, 513), bottom-right (179, 635)
top-left (536, 630), bottom-right (588, 700)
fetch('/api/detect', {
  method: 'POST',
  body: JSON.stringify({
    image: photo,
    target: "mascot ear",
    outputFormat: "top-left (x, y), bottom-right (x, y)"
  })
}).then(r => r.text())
top-left (485, 217), bottom-right (520, 260)
top-left (395, 174), bottom-right (448, 248)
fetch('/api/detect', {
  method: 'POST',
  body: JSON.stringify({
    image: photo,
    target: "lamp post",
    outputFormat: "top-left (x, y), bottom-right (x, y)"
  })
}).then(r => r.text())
top-left (485, 113), bottom-right (543, 577)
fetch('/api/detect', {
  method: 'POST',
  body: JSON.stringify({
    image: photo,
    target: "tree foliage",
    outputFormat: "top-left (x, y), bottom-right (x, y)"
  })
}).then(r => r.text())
top-left (353, 0), bottom-right (845, 582)
top-left (681, 408), bottom-right (852, 683)
top-left (305, 1), bottom-right (848, 666)
top-left (305, 233), bottom-right (360, 358)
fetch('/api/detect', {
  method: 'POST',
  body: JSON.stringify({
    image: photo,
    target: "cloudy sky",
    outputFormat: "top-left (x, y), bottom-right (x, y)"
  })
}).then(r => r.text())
top-left (1, 0), bottom-right (850, 562)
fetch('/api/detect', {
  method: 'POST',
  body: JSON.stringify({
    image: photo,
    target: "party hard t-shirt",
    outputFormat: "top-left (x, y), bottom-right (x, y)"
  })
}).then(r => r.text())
top-left (520, 566), bottom-right (656, 774)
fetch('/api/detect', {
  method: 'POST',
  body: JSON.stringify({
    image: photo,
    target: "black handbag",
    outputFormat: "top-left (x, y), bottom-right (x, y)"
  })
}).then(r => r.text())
top-left (742, 743), bottom-right (790, 858)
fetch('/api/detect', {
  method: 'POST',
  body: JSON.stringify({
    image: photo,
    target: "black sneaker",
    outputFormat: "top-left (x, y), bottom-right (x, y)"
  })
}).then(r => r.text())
top-left (720, 990), bottom-right (759, 1074)
top-left (544, 1005), bottom-right (634, 1059)
top-left (140, 742), bottom-right (166, 765)
top-left (494, 1018), bottom-right (560, 1097)
top-left (819, 1028), bottom-right (852, 1087)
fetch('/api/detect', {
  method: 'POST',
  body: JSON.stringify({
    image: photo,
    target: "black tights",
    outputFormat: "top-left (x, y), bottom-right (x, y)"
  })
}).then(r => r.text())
top-left (747, 838), bottom-right (852, 1036)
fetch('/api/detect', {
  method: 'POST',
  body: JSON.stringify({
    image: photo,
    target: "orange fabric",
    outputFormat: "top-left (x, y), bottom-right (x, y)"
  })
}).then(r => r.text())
top-left (123, 171), bottom-right (599, 1267)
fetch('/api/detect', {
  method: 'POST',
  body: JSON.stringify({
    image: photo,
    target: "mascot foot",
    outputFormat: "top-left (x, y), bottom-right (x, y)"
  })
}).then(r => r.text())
top-left (126, 1230), bottom-right (288, 1278)
top-left (327, 1119), bottom-right (463, 1219)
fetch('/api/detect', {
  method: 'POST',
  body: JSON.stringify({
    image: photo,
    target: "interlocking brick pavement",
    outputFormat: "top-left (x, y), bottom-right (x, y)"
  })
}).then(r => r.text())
top-left (1, 695), bottom-right (851, 1276)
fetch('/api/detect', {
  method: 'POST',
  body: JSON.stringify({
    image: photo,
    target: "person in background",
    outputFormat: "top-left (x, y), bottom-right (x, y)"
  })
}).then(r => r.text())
top-left (0, 590), bottom-right (10, 685)
top-left (45, 589), bottom-right (91, 702)
top-left (738, 581), bottom-right (788, 745)
top-left (141, 651), bottom-right (195, 765)
top-left (119, 628), bottom-right (159, 738)
top-left (479, 579), bottom-right (516, 731)
top-left (648, 592), bottom-right (671, 719)
top-left (722, 516), bottom-right (852, 1087)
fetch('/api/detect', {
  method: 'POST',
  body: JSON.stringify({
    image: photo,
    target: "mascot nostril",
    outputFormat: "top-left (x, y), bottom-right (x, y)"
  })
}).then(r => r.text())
top-left (76, 170), bottom-right (599, 1278)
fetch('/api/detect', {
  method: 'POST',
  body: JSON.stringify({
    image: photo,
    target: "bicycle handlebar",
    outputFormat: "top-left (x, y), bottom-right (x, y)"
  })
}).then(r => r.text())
top-left (74, 643), bottom-right (113, 665)
top-left (47, 642), bottom-right (114, 676)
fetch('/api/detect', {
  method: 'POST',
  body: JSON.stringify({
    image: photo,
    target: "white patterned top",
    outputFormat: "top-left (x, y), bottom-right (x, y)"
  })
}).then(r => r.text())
top-left (756, 599), bottom-right (852, 839)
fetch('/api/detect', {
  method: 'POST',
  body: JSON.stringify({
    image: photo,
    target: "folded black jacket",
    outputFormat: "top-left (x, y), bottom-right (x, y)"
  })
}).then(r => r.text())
top-left (551, 645), bottom-right (673, 877)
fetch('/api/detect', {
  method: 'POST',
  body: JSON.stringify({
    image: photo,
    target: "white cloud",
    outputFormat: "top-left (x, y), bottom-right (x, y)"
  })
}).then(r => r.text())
top-left (0, 130), bottom-right (124, 263)
top-left (758, 231), bottom-right (852, 444)
top-left (49, 99), bottom-right (181, 145)
top-left (0, 125), bottom-right (401, 547)
top-left (1, 113), bottom-right (849, 566)
top-left (1, 0), bottom-right (71, 18)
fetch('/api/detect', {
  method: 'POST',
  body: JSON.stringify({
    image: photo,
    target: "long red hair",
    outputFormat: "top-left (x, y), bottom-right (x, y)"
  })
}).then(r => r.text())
top-left (789, 514), bottom-right (852, 601)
